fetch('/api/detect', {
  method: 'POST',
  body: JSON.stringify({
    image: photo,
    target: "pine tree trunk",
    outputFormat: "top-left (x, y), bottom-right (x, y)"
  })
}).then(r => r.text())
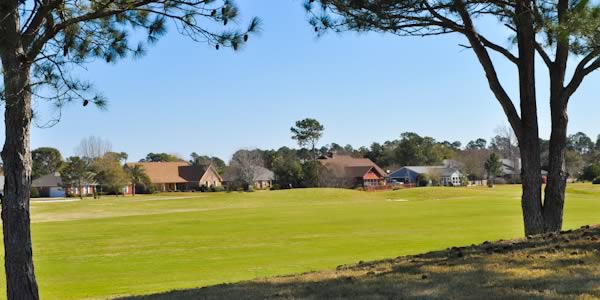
top-left (519, 134), bottom-right (545, 235)
top-left (543, 97), bottom-right (569, 232)
top-left (1, 52), bottom-right (40, 299)
top-left (515, 0), bottom-right (545, 236)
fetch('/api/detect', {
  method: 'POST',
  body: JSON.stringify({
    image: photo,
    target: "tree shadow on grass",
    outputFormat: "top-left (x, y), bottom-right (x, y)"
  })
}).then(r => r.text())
top-left (117, 226), bottom-right (600, 300)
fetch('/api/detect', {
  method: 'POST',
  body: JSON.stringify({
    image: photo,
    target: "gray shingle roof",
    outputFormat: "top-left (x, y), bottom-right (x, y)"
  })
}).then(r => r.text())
top-left (395, 166), bottom-right (460, 177)
top-left (32, 174), bottom-right (62, 187)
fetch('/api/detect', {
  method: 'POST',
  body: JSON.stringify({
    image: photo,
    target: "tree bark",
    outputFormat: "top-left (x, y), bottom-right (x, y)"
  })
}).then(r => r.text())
top-left (542, 0), bottom-right (570, 233)
top-left (543, 106), bottom-right (568, 232)
top-left (515, 0), bottom-right (545, 236)
top-left (0, 53), bottom-right (40, 299)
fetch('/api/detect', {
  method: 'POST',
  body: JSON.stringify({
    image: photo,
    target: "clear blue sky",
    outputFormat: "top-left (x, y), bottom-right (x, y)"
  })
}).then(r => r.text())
top-left (18, 0), bottom-right (600, 162)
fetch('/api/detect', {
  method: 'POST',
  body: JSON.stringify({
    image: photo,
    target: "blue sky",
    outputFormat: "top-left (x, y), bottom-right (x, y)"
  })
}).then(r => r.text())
top-left (19, 0), bottom-right (600, 161)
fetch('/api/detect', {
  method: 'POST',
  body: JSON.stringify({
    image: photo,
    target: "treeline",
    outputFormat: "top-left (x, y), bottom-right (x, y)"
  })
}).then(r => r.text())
top-left (30, 130), bottom-right (600, 195)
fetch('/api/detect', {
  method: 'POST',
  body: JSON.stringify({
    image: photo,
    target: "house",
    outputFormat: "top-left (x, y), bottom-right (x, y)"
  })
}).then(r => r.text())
top-left (126, 162), bottom-right (222, 192)
top-left (388, 166), bottom-right (463, 186)
top-left (223, 165), bottom-right (275, 190)
top-left (32, 173), bottom-right (97, 197)
top-left (318, 153), bottom-right (387, 188)
top-left (501, 158), bottom-right (521, 178)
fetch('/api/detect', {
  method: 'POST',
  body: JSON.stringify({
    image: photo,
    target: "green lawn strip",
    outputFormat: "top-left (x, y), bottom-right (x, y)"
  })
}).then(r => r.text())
top-left (0, 185), bottom-right (598, 299)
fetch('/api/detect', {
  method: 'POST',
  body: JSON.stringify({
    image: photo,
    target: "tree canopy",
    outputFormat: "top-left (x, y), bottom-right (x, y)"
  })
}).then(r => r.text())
top-left (291, 118), bottom-right (324, 158)
top-left (140, 152), bottom-right (182, 162)
top-left (31, 147), bottom-right (63, 179)
top-left (305, 0), bottom-right (600, 235)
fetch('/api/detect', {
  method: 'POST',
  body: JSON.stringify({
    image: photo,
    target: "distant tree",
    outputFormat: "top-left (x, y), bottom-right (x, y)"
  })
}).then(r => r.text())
top-left (31, 147), bottom-right (63, 179)
top-left (491, 125), bottom-right (520, 183)
top-left (394, 132), bottom-right (441, 166)
top-left (190, 153), bottom-right (226, 174)
top-left (455, 149), bottom-right (491, 183)
top-left (296, 148), bottom-right (314, 162)
top-left (125, 165), bottom-right (152, 196)
top-left (565, 150), bottom-right (585, 179)
top-left (427, 168), bottom-right (443, 186)
top-left (75, 136), bottom-right (112, 160)
top-left (301, 160), bottom-right (321, 187)
top-left (327, 143), bottom-right (344, 153)
top-left (581, 163), bottom-right (600, 181)
top-left (596, 135), bottom-right (600, 151)
top-left (92, 153), bottom-right (129, 197)
top-left (271, 147), bottom-right (303, 188)
top-left (365, 142), bottom-right (385, 166)
top-left (140, 153), bottom-right (182, 163)
top-left (291, 118), bottom-right (324, 159)
top-left (432, 143), bottom-right (457, 161)
top-left (491, 125), bottom-right (520, 159)
top-left (485, 153), bottom-right (504, 187)
top-left (228, 150), bottom-right (264, 191)
top-left (441, 141), bottom-right (462, 150)
top-left (61, 157), bottom-right (95, 200)
top-left (106, 152), bottom-right (129, 164)
top-left (466, 139), bottom-right (487, 150)
top-left (568, 132), bottom-right (595, 157)
top-left (539, 138), bottom-right (551, 169)
top-left (416, 173), bottom-right (431, 187)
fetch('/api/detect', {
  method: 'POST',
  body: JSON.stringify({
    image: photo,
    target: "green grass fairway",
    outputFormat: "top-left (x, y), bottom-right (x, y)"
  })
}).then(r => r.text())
top-left (2, 185), bottom-right (600, 299)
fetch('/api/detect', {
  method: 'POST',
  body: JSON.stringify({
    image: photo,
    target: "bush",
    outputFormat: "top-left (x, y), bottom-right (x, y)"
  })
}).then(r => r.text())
top-left (416, 174), bottom-right (430, 187)
top-left (593, 177), bottom-right (600, 184)
top-left (582, 164), bottom-right (600, 181)
top-left (209, 186), bottom-right (224, 192)
top-left (271, 184), bottom-right (281, 191)
top-left (30, 187), bottom-right (40, 198)
top-left (460, 177), bottom-right (469, 187)
top-left (198, 185), bottom-right (209, 192)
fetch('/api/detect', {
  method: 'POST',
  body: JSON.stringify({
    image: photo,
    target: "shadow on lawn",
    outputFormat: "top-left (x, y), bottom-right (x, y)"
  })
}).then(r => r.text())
top-left (118, 226), bottom-right (600, 300)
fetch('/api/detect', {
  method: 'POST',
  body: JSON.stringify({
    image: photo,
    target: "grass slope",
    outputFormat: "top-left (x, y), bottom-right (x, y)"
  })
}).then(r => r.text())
top-left (1, 185), bottom-right (599, 299)
top-left (132, 225), bottom-right (600, 299)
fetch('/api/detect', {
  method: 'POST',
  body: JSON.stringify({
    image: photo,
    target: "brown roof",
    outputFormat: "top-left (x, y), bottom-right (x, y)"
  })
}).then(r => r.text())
top-left (127, 162), bottom-right (220, 184)
top-left (319, 154), bottom-right (387, 179)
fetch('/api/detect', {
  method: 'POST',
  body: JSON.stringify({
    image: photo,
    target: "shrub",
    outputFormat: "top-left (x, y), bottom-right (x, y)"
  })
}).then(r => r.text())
top-left (460, 177), bottom-right (469, 187)
top-left (593, 177), bottom-right (600, 184)
top-left (416, 174), bottom-right (430, 187)
top-left (30, 187), bottom-right (40, 198)
top-left (209, 186), bottom-right (224, 192)
top-left (582, 164), bottom-right (600, 181)
top-left (198, 185), bottom-right (209, 192)
top-left (271, 184), bottom-right (281, 191)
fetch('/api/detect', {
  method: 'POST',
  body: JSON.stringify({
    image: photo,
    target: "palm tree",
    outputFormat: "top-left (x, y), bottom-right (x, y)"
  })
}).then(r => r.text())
top-left (125, 165), bottom-right (150, 196)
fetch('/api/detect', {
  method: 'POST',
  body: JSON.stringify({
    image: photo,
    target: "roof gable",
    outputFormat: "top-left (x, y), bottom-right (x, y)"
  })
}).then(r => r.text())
top-left (319, 155), bottom-right (386, 179)
top-left (127, 162), bottom-right (216, 184)
top-left (32, 174), bottom-right (62, 187)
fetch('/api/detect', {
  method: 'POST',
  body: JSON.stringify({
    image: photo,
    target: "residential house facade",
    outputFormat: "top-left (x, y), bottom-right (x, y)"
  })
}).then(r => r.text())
top-left (318, 153), bottom-right (387, 188)
top-left (223, 165), bottom-right (275, 190)
top-left (127, 162), bottom-right (222, 192)
top-left (32, 173), bottom-right (98, 197)
top-left (389, 166), bottom-right (463, 186)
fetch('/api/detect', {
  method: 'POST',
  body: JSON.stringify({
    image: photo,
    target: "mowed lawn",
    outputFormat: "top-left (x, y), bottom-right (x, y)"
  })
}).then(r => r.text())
top-left (1, 185), bottom-right (600, 299)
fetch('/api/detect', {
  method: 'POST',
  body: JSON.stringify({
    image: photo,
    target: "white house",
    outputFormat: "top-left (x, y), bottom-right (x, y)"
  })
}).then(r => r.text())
top-left (389, 166), bottom-right (463, 186)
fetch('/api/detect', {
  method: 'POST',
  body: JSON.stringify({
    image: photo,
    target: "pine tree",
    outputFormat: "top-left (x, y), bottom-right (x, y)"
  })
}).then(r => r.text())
top-left (306, 0), bottom-right (600, 235)
top-left (0, 1), bottom-right (259, 298)
top-left (484, 153), bottom-right (504, 187)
